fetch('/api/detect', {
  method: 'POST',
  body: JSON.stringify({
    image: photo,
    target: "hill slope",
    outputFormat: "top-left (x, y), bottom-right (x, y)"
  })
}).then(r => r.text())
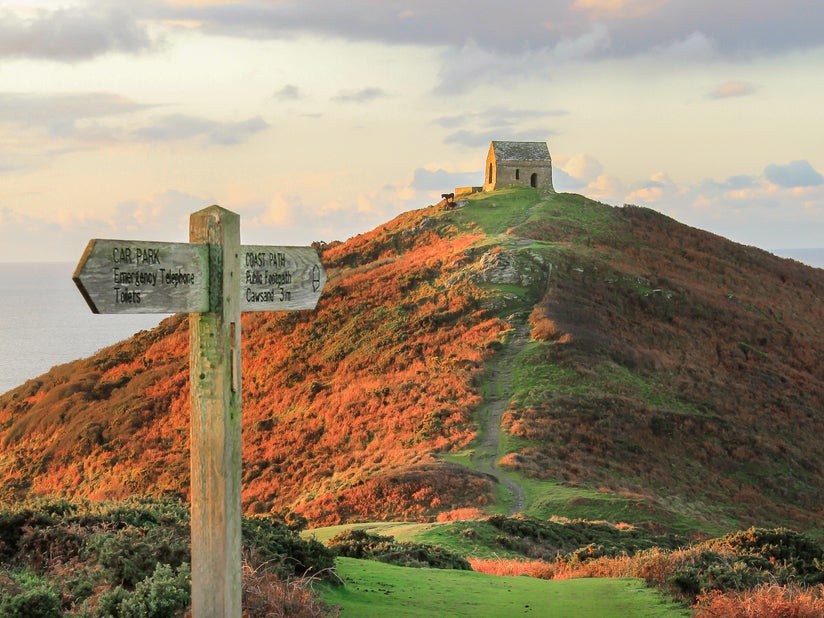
top-left (1, 188), bottom-right (823, 532)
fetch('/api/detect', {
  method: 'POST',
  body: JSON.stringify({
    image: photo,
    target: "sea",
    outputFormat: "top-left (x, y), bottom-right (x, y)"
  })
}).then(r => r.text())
top-left (1, 249), bottom-right (823, 395)
top-left (0, 262), bottom-right (167, 395)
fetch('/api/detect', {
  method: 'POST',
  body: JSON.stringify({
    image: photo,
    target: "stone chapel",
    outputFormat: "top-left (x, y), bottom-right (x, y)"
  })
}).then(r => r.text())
top-left (482, 141), bottom-right (554, 192)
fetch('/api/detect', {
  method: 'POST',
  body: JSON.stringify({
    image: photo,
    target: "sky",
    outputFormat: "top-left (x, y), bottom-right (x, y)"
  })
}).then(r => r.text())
top-left (1, 0), bottom-right (823, 264)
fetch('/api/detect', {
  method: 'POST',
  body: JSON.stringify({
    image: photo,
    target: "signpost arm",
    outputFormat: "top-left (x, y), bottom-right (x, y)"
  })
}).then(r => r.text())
top-left (189, 205), bottom-right (242, 618)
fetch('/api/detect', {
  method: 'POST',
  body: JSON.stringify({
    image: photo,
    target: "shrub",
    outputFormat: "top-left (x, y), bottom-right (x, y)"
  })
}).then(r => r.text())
top-left (485, 514), bottom-right (679, 560)
top-left (705, 527), bottom-right (824, 586)
top-left (0, 570), bottom-right (61, 618)
top-left (436, 507), bottom-right (486, 522)
top-left (694, 583), bottom-right (824, 617)
top-left (242, 568), bottom-right (338, 618)
top-left (528, 305), bottom-right (558, 341)
top-left (0, 497), bottom-right (338, 615)
top-left (328, 529), bottom-right (471, 570)
top-left (83, 525), bottom-right (189, 588)
top-left (242, 516), bottom-right (335, 579)
top-left (666, 528), bottom-right (824, 602)
top-left (96, 562), bottom-right (190, 618)
top-left (469, 558), bottom-right (554, 578)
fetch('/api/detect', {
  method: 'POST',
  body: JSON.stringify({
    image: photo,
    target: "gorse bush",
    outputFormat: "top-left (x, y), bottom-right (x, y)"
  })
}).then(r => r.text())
top-left (0, 497), bottom-right (336, 616)
top-left (485, 513), bottom-right (681, 560)
top-left (665, 528), bottom-right (824, 601)
top-left (470, 522), bottom-right (824, 615)
top-left (96, 562), bottom-right (190, 618)
top-left (0, 570), bottom-right (61, 618)
top-left (328, 529), bottom-right (471, 570)
top-left (706, 527), bottom-right (824, 584)
top-left (694, 583), bottom-right (824, 617)
top-left (83, 525), bottom-right (189, 588)
top-left (242, 516), bottom-right (334, 578)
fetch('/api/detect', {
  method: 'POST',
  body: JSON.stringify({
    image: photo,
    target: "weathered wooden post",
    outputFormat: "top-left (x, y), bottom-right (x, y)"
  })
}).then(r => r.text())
top-left (73, 205), bottom-right (327, 618)
top-left (189, 206), bottom-right (242, 617)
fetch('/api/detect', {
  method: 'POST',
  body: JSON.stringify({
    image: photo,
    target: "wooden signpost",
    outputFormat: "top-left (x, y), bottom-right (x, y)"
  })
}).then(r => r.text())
top-left (73, 239), bottom-right (210, 314)
top-left (73, 205), bottom-right (327, 618)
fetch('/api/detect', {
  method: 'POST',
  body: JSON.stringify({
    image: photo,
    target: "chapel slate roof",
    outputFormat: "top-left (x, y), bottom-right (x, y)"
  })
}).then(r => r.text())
top-left (491, 141), bottom-right (551, 161)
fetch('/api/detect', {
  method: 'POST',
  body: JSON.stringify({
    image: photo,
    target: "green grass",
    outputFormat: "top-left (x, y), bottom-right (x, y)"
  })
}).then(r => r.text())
top-left (448, 187), bottom-right (620, 243)
top-left (447, 454), bottom-right (717, 534)
top-left (518, 476), bottom-right (651, 521)
top-left (518, 192), bottom-right (626, 245)
top-left (438, 449), bottom-right (473, 469)
top-left (510, 340), bottom-right (578, 394)
top-left (510, 338), bottom-right (709, 421)
top-left (320, 557), bottom-right (691, 617)
top-left (412, 521), bottom-right (508, 559)
top-left (514, 476), bottom-right (727, 536)
top-left (303, 521), bottom-right (444, 546)
top-left (450, 187), bottom-right (545, 235)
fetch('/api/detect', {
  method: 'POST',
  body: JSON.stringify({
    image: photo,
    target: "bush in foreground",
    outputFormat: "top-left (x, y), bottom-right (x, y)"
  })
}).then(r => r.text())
top-left (694, 583), bottom-right (824, 617)
top-left (328, 529), bottom-right (471, 570)
top-left (0, 497), bottom-right (336, 616)
top-left (242, 565), bottom-right (339, 618)
top-left (471, 525), bottom-right (824, 615)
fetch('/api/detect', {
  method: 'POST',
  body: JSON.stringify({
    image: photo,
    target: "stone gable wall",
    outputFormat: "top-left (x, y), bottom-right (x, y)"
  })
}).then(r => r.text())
top-left (483, 143), bottom-right (554, 193)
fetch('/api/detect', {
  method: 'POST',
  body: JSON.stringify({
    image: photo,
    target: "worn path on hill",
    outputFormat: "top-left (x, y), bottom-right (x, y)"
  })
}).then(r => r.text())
top-left (470, 323), bottom-right (529, 515)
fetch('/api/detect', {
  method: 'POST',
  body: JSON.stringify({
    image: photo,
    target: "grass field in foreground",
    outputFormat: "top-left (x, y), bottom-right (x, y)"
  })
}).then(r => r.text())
top-left (320, 557), bottom-right (692, 617)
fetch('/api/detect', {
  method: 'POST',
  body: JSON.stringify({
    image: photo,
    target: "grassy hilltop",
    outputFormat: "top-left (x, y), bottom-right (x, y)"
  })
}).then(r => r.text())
top-left (3, 187), bottom-right (824, 534)
top-left (3, 187), bottom-right (824, 614)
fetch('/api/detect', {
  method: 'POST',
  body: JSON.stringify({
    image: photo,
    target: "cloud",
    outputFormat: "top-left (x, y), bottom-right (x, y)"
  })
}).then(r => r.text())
top-left (698, 174), bottom-right (759, 198)
top-left (625, 172), bottom-right (678, 204)
top-left (585, 174), bottom-right (627, 201)
top-left (273, 84), bottom-right (303, 101)
top-left (331, 87), bottom-right (388, 104)
top-left (652, 31), bottom-right (716, 61)
top-left (161, 0), bottom-right (824, 60)
top-left (708, 81), bottom-right (757, 99)
top-left (764, 160), bottom-right (824, 189)
top-left (111, 190), bottom-right (209, 237)
top-left (571, 0), bottom-right (666, 19)
top-left (0, 190), bottom-right (216, 261)
top-left (674, 174), bottom-right (824, 249)
top-left (5, 2), bottom-right (814, 79)
top-left (0, 92), bottom-right (268, 164)
top-left (0, 159), bottom-right (20, 174)
top-left (240, 185), bottom-right (417, 246)
top-left (436, 107), bottom-right (567, 130)
top-left (0, 4), bottom-right (157, 61)
top-left (0, 207), bottom-right (76, 262)
top-left (551, 23), bottom-right (613, 61)
top-left (434, 40), bottom-right (528, 93)
top-left (434, 107), bottom-right (562, 149)
top-left (243, 194), bottom-right (298, 232)
top-left (555, 153), bottom-right (603, 183)
top-left (164, 0), bottom-right (239, 6)
top-left (559, 160), bottom-right (824, 251)
top-left (443, 130), bottom-right (552, 149)
top-left (0, 92), bottom-right (148, 137)
top-left (551, 167), bottom-right (587, 191)
top-left (133, 114), bottom-right (269, 145)
top-left (410, 168), bottom-right (480, 193)
top-left (723, 175), bottom-right (758, 191)
top-left (552, 153), bottom-right (606, 192)
top-left (433, 32), bottom-right (612, 93)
